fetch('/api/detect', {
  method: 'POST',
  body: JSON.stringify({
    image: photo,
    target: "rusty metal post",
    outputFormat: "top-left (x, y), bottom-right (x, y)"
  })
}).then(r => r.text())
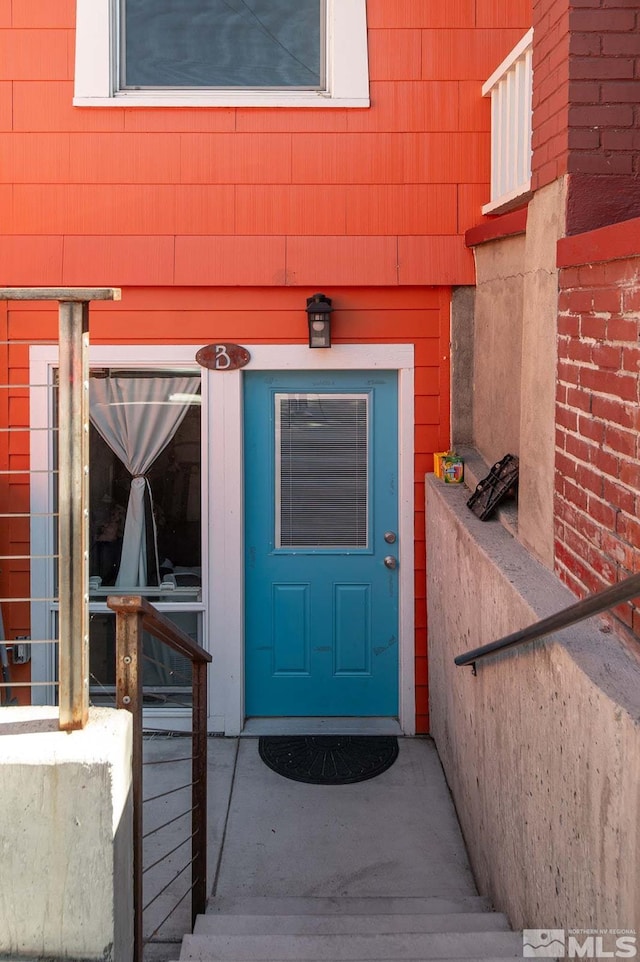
top-left (192, 660), bottom-right (208, 924)
top-left (57, 300), bottom-right (90, 731)
top-left (115, 606), bottom-right (144, 962)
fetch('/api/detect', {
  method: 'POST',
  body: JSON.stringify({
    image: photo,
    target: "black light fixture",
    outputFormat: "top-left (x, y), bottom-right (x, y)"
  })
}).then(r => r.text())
top-left (306, 293), bottom-right (333, 348)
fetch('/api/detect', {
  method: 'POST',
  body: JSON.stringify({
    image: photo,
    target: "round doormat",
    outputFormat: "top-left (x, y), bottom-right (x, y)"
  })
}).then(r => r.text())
top-left (258, 735), bottom-right (399, 785)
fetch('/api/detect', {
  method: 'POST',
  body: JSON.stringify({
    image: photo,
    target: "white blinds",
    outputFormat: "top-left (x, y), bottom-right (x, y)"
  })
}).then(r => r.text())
top-left (276, 394), bottom-right (368, 549)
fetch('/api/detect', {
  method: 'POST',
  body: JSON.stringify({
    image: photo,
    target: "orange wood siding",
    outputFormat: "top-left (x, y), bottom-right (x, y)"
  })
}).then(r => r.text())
top-left (0, 1), bottom-right (530, 287)
top-left (0, 0), bottom-right (532, 727)
top-left (5, 285), bottom-right (448, 729)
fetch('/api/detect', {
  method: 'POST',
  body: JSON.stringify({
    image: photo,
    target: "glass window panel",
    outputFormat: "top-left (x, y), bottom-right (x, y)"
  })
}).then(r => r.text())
top-left (277, 394), bottom-right (368, 549)
top-left (87, 610), bottom-right (198, 705)
top-left (122, 0), bottom-right (322, 89)
top-left (88, 371), bottom-right (202, 599)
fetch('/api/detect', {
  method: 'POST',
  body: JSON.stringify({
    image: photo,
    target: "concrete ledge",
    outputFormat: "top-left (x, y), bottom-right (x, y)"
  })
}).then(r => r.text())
top-left (426, 476), bottom-right (640, 931)
top-left (0, 707), bottom-right (133, 962)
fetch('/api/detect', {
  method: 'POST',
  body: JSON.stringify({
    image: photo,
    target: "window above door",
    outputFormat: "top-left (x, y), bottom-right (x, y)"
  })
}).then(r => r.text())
top-left (74, 0), bottom-right (370, 108)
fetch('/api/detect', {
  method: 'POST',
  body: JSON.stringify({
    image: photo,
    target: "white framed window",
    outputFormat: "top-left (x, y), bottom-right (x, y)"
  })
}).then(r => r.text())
top-left (74, 0), bottom-right (370, 108)
top-left (30, 346), bottom-right (208, 730)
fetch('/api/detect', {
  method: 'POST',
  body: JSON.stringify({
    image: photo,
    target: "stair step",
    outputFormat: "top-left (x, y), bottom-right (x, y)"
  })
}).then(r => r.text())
top-left (194, 912), bottom-right (510, 936)
top-left (179, 930), bottom-right (523, 960)
top-left (205, 896), bottom-right (493, 916)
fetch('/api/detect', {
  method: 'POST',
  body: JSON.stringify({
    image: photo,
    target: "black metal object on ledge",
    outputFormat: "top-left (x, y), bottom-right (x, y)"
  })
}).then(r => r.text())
top-left (455, 570), bottom-right (640, 673)
top-left (466, 453), bottom-right (519, 521)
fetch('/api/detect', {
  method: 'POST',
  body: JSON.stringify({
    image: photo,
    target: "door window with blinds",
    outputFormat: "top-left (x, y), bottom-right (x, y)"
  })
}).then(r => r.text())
top-left (122, 0), bottom-right (323, 89)
top-left (275, 394), bottom-right (369, 550)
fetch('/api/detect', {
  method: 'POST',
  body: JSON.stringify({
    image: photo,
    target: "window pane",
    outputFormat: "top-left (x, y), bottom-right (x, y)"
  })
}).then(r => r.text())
top-left (88, 610), bottom-right (198, 705)
top-left (276, 394), bottom-right (369, 549)
top-left (123, 0), bottom-right (322, 89)
top-left (89, 371), bottom-right (202, 599)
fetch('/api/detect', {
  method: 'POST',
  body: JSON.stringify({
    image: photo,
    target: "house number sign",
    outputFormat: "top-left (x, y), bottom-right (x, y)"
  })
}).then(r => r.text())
top-left (196, 343), bottom-right (251, 371)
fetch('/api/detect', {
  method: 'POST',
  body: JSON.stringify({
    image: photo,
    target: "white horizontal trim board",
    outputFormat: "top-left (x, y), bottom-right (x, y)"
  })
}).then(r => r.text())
top-left (30, 344), bottom-right (415, 736)
top-left (74, 0), bottom-right (370, 107)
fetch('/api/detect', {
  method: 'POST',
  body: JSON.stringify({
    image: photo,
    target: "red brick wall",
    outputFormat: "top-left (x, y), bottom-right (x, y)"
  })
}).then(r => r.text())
top-left (532, 0), bottom-right (640, 230)
top-left (555, 217), bottom-right (640, 633)
top-left (531, 0), bottom-right (570, 190)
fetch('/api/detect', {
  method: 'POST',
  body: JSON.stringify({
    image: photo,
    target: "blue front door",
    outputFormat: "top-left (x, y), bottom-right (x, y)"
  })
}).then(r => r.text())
top-left (244, 371), bottom-right (399, 717)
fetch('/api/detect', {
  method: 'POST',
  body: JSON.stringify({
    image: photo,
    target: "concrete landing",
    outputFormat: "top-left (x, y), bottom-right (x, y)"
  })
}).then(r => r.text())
top-left (144, 736), bottom-right (489, 960)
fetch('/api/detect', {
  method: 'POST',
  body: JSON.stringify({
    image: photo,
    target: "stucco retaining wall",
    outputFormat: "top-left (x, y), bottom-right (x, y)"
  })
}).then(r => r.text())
top-left (0, 707), bottom-right (133, 962)
top-left (426, 475), bottom-right (640, 931)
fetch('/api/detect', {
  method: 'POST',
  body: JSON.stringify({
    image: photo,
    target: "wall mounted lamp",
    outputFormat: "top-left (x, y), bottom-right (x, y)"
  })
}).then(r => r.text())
top-left (306, 293), bottom-right (333, 348)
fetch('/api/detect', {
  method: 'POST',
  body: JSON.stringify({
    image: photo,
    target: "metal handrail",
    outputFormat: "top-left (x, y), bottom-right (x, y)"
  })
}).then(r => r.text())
top-left (107, 594), bottom-right (212, 962)
top-left (455, 570), bottom-right (640, 672)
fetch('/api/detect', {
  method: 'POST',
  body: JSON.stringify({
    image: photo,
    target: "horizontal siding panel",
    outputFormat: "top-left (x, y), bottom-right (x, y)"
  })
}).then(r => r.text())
top-left (414, 366), bottom-right (441, 396)
top-left (331, 311), bottom-right (440, 339)
top-left (403, 132), bottom-right (491, 182)
top-left (62, 235), bottom-right (175, 286)
top-left (124, 108), bottom-right (236, 133)
top-left (459, 81), bottom-right (492, 132)
top-left (13, 81), bottom-right (126, 132)
top-left (84, 285), bottom-right (442, 313)
top-left (69, 133), bottom-right (182, 183)
top-left (367, 30), bottom-right (422, 81)
top-left (398, 235), bottom-right (475, 285)
top-left (347, 82), bottom-right (461, 133)
top-left (367, 0), bottom-right (475, 29)
top-left (421, 29), bottom-right (528, 81)
top-left (175, 186), bottom-right (236, 234)
top-left (175, 236), bottom-right (287, 286)
top-left (476, 0), bottom-right (531, 29)
top-left (12, 0), bottom-right (76, 28)
top-left (285, 236), bottom-right (398, 286)
top-left (458, 183), bottom-right (491, 233)
top-left (180, 133), bottom-right (292, 184)
top-left (7, 310), bottom-right (59, 339)
top-left (11, 185), bottom-right (180, 234)
top-left (236, 185), bottom-right (348, 235)
top-left (0, 132), bottom-right (71, 182)
top-left (88, 310), bottom-right (300, 342)
top-left (416, 424), bottom-right (443, 452)
top-left (346, 184), bottom-right (457, 235)
top-left (292, 133), bottom-right (406, 184)
top-left (236, 109), bottom-right (348, 134)
top-left (415, 395), bottom-right (441, 424)
top-left (0, 29), bottom-right (70, 80)
top-left (0, 235), bottom-right (64, 285)
top-left (0, 1), bottom-right (9, 26)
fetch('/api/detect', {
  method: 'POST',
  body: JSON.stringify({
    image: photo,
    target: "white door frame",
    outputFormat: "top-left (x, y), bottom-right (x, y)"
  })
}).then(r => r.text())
top-left (210, 344), bottom-right (415, 735)
top-left (30, 342), bottom-right (415, 735)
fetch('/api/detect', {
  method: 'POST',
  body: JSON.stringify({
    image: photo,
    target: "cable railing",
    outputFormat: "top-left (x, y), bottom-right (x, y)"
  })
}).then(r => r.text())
top-left (107, 594), bottom-right (211, 962)
top-left (0, 288), bottom-right (120, 721)
top-left (1, 288), bottom-right (212, 961)
top-left (455, 570), bottom-right (640, 673)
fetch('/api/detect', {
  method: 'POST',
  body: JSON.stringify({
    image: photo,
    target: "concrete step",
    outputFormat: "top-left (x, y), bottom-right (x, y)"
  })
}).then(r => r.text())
top-left (204, 895), bottom-right (493, 916)
top-left (194, 912), bottom-right (511, 936)
top-left (179, 930), bottom-right (523, 960)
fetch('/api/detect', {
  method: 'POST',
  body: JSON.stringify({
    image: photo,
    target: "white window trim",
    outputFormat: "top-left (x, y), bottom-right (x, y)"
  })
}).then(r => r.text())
top-left (74, 0), bottom-right (370, 108)
top-left (30, 343), bottom-right (414, 737)
top-left (29, 346), bottom-right (208, 734)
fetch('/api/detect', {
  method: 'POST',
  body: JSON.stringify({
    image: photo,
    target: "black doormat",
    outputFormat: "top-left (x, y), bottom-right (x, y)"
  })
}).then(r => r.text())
top-left (258, 735), bottom-right (399, 785)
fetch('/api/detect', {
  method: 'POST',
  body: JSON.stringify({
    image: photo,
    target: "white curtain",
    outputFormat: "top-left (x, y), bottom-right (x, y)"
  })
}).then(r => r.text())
top-left (89, 375), bottom-right (200, 587)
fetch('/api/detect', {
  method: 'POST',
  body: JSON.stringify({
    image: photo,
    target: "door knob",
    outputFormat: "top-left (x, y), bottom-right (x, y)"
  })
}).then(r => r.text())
top-left (384, 531), bottom-right (397, 544)
top-left (384, 555), bottom-right (398, 570)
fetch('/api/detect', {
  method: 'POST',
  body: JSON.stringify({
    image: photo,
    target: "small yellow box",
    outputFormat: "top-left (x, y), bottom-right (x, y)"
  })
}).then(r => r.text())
top-left (433, 451), bottom-right (449, 478)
